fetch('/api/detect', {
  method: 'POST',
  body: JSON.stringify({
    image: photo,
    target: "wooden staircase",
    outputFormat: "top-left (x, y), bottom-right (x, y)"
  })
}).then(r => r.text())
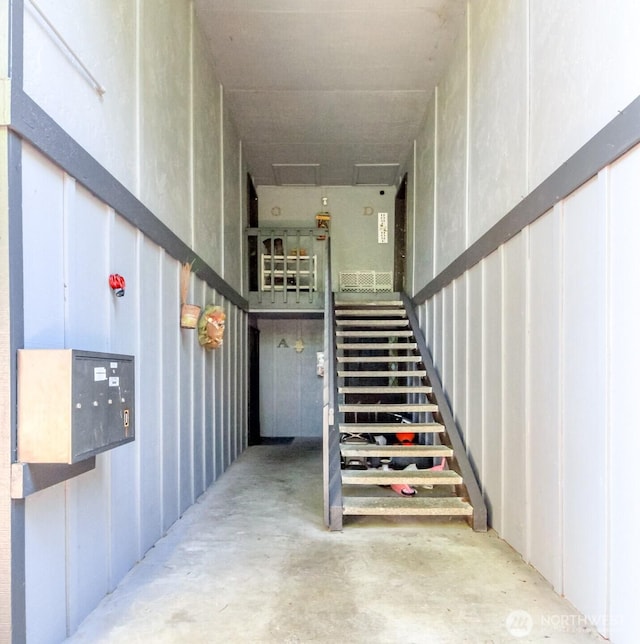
top-left (328, 296), bottom-right (487, 529)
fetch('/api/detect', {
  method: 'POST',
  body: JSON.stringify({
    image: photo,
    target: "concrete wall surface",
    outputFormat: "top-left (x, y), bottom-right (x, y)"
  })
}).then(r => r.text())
top-left (409, 2), bottom-right (640, 640)
top-left (23, 0), bottom-right (241, 279)
top-left (408, 0), bottom-right (640, 287)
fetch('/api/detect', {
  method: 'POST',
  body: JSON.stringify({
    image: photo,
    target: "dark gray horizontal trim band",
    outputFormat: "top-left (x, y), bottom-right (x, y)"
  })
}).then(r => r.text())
top-left (414, 93), bottom-right (640, 304)
top-left (10, 89), bottom-right (248, 311)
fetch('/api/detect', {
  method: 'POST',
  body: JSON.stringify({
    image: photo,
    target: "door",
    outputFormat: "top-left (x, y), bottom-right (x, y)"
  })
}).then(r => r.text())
top-left (247, 175), bottom-right (259, 291)
top-left (394, 174), bottom-right (408, 292)
top-left (248, 322), bottom-right (261, 445)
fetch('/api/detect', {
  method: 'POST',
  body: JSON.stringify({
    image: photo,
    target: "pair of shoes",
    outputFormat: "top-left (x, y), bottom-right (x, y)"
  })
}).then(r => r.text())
top-left (391, 483), bottom-right (417, 496)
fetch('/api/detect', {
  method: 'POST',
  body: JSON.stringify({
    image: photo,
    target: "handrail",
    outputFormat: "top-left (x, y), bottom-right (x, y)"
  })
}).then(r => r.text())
top-left (322, 239), bottom-right (343, 529)
top-left (401, 293), bottom-right (488, 531)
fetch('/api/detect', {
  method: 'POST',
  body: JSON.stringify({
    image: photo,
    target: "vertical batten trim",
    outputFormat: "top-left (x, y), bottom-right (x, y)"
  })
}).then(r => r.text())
top-left (523, 226), bottom-right (532, 564)
top-left (219, 85), bottom-right (225, 279)
top-left (134, 229), bottom-right (144, 560)
top-left (134, 0), bottom-right (142, 197)
top-left (464, 1), bottom-right (471, 249)
top-left (498, 249), bottom-right (504, 531)
top-left (525, 0), bottom-right (531, 195)
top-left (188, 5), bottom-right (195, 250)
top-left (433, 85), bottom-right (439, 279)
top-left (105, 208), bottom-right (115, 592)
top-left (5, 4), bottom-right (26, 638)
top-left (411, 139), bottom-right (417, 294)
top-left (600, 166), bottom-right (613, 636)
top-left (557, 200), bottom-right (566, 594)
top-left (523, 0), bottom-right (532, 566)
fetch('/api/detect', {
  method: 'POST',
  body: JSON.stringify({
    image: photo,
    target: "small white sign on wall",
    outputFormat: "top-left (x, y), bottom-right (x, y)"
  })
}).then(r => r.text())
top-left (378, 212), bottom-right (388, 244)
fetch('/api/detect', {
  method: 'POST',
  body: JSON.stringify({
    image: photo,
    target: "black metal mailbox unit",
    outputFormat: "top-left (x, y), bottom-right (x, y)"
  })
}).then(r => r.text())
top-left (18, 349), bottom-right (135, 464)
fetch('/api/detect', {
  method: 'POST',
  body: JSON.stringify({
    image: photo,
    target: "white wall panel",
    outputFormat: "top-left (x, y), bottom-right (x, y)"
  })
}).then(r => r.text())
top-left (481, 251), bottom-right (502, 532)
top-left (161, 257), bottom-right (181, 532)
top-left (213, 292), bottom-right (225, 479)
top-left (524, 208), bottom-right (562, 590)
top-left (442, 284), bottom-right (454, 406)
top-left (608, 146), bottom-right (640, 643)
top-left (65, 183), bottom-right (110, 350)
top-left (561, 177), bottom-right (607, 620)
top-left (179, 312), bottom-right (195, 516)
top-left (222, 301), bottom-right (232, 468)
top-left (138, 238), bottom-right (163, 554)
top-left (203, 289), bottom-right (216, 487)
top-left (468, 0), bottom-right (527, 241)
top-left (452, 276), bottom-right (467, 438)
top-left (24, 488), bottom-right (66, 644)
top-left (193, 281), bottom-right (207, 499)
top-left (465, 263), bottom-right (483, 476)
top-left (431, 292), bottom-right (443, 376)
top-left (501, 232), bottom-right (527, 555)
top-left (21, 145), bottom-right (65, 349)
top-left (107, 214), bottom-right (140, 588)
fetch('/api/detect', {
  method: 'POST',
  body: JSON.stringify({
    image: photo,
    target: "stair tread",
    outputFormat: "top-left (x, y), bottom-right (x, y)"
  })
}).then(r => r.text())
top-left (340, 444), bottom-right (452, 457)
top-left (336, 330), bottom-right (414, 337)
top-left (336, 320), bottom-right (410, 327)
top-left (339, 386), bottom-right (432, 394)
top-left (339, 422), bottom-right (444, 432)
top-left (342, 469), bottom-right (462, 485)
top-left (335, 309), bottom-right (407, 317)
top-left (338, 370), bottom-right (426, 378)
top-left (338, 342), bottom-right (417, 350)
top-left (342, 496), bottom-right (473, 516)
top-left (335, 300), bottom-right (402, 307)
top-left (338, 356), bottom-right (421, 363)
top-left (340, 403), bottom-right (438, 413)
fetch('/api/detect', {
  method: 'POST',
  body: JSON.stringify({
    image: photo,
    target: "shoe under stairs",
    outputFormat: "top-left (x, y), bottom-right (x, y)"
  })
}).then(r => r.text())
top-left (328, 294), bottom-right (487, 531)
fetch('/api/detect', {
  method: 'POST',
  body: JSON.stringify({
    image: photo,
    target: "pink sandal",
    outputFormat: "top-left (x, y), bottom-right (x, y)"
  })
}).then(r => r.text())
top-left (391, 483), bottom-right (417, 496)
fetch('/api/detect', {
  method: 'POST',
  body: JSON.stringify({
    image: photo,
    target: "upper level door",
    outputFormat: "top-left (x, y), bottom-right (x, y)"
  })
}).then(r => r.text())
top-left (394, 174), bottom-right (408, 292)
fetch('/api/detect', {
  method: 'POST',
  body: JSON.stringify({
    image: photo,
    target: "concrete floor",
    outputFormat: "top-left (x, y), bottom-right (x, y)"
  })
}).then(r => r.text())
top-left (67, 439), bottom-right (605, 644)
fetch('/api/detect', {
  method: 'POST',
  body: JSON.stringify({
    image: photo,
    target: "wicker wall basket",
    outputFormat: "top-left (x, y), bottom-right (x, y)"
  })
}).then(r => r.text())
top-left (180, 303), bottom-right (201, 328)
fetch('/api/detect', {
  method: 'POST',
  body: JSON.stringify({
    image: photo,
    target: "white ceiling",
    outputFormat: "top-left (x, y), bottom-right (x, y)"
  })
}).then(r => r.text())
top-left (194, 0), bottom-right (466, 186)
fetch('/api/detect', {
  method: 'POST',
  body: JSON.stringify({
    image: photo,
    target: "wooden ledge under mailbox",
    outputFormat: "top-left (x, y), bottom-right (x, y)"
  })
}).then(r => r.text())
top-left (14, 349), bottom-right (135, 497)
